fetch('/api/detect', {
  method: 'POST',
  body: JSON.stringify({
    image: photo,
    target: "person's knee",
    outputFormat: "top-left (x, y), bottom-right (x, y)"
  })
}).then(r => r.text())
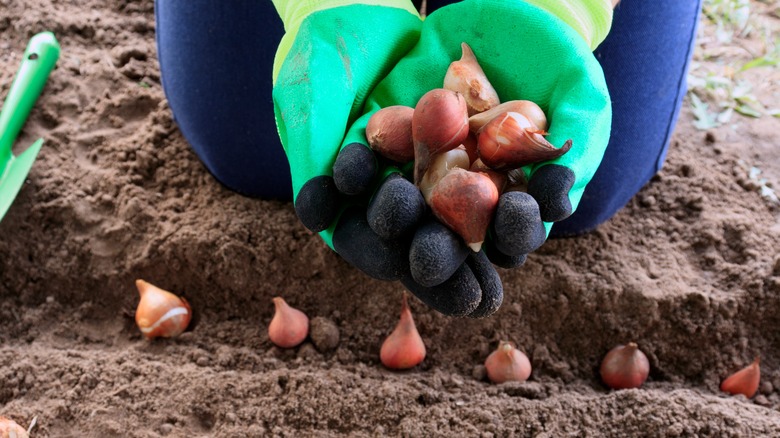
top-left (154, 0), bottom-right (291, 199)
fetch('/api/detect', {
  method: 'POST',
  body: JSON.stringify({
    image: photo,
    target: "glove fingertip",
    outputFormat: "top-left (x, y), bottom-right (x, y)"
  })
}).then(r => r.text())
top-left (484, 239), bottom-right (528, 269)
top-left (401, 263), bottom-right (481, 317)
top-left (368, 174), bottom-right (426, 239)
top-left (295, 175), bottom-right (340, 232)
top-left (528, 164), bottom-right (575, 222)
top-left (466, 251), bottom-right (504, 319)
top-left (332, 206), bottom-right (411, 281)
top-left (333, 143), bottom-right (378, 196)
top-left (493, 191), bottom-right (547, 256)
top-left (409, 220), bottom-right (470, 287)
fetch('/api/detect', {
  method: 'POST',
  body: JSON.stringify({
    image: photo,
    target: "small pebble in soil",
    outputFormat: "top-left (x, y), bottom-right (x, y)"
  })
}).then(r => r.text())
top-left (472, 364), bottom-right (487, 381)
top-left (449, 374), bottom-right (464, 387)
top-left (772, 256), bottom-right (780, 276)
top-left (754, 395), bottom-right (771, 406)
top-left (225, 413), bottom-right (238, 424)
top-left (297, 343), bottom-right (321, 359)
top-left (309, 317), bottom-right (340, 352)
top-left (336, 348), bottom-right (355, 364)
top-left (759, 380), bottom-right (774, 395)
top-left (640, 194), bottom-right (657, 207)
top-left (159, 423), bottom-right (174, 435)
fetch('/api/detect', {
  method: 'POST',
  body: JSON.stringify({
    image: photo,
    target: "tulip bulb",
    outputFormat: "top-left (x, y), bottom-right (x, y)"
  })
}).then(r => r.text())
top-left (443, 42), bottom-right (500, 116)
top-left (469, 100), bottom-right (548, 133)
top-left (268, 297), bottom-right (309, 348)
top-left (478, 112), bottom-right (572, 171)
top-left (0, 417), bottom-right (29, 438)
top-left (135, 279), bottom-right (192, 340)
top-left (429, 168), bottom-right (499, 252)
top-left (484, 341), bottom-right (532, 384)
top-left (599, 342), bottom-right (650, 390)
top-left (366, 105), bottom-right (415, 163)
top-left (721, 357), bottom-right (760, 398)
top-left (418, 147), bottom-right (470, 203)
top-left (412, 88), bottom-right (470, 183)
top-left (380, 293), bottom-right (426, 370)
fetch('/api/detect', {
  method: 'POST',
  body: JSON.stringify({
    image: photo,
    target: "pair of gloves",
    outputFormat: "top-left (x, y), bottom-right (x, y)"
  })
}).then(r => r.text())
top-left (272, 0), bottom-right (613, 317)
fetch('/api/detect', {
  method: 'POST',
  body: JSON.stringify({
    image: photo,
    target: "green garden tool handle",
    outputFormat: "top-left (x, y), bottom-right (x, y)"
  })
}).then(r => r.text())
top-left (0, 32), bottom-right (61, 159)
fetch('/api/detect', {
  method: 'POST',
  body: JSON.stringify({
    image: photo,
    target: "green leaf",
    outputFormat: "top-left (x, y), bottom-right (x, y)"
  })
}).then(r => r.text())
top-left (734, 105), bottom-right (762, 118)
top-left (739, 56), bottom-right (779, 72)
top-left (689, 93), bottom-right (720, 130)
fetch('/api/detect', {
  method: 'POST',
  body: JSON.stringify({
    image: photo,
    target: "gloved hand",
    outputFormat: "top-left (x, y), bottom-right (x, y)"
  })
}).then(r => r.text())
top-left (271, 0), bottom-right (430, 306)
top-left (271, 0), bottom-right (422, 242)
top-left (342, 0), bottom-right (613, 313)
top-left (272, 0), bottom-right (503, 319)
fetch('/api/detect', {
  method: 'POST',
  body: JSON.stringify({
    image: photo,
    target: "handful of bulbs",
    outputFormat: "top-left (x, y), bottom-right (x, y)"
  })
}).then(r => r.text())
top-left (366, 43), bottom-right (571, 252)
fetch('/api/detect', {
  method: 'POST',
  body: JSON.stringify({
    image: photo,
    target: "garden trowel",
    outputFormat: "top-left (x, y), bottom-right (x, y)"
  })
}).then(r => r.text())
top-left (0, 31), bottom-right (60, 223)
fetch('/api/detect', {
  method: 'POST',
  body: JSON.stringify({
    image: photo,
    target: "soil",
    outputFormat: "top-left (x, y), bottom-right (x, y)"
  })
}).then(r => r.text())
top-left (2, 1), bottom-right (780, 437)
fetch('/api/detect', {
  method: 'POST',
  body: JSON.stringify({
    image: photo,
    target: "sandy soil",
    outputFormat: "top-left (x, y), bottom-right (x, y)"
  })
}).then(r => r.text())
top-left (1, 0), bottom-right (780, 436)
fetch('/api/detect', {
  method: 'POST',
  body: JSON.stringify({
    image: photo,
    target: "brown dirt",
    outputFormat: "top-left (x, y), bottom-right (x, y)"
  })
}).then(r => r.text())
top-left (2, 1), bottom-right (780, 436)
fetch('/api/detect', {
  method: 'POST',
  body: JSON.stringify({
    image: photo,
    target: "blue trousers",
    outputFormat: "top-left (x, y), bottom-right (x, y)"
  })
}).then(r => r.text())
top-left (154, 0), bottom-right (702, 236)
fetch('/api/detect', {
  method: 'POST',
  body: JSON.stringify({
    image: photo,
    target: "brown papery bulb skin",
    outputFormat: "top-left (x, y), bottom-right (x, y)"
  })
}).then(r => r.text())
top-left (600, 342), bottom-right (650, 390)
top-left (478, 111), bottom-right (572, 171)
top-left (366, 105), bottom-right (415, 163)
top-left (268, 297), bottom-right (310, 349)
top-left (0, 417), bottom-right (29, 438)
top-left (485, 341), bottom-right (532, 384)
top-left (429, 168), bottom-right (499, 252)
top-left (412, 88), bottom-right (470, 184)
top-left (135, 279), bottom-right (192, 340)
top-left (443, 42), bottom-right (501, 116)
top-left (469, 100), bottom-right (548, 133)
top-left (380, 293), bottom-right (426, 370)
top-left (418, 146), bottom-right (470, 203)
top-left (721, 357), bottom-right (760, 398)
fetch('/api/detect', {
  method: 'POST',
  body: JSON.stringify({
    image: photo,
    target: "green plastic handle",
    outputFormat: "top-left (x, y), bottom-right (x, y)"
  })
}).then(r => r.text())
top-left (0, 32), bottom-right (61, 158)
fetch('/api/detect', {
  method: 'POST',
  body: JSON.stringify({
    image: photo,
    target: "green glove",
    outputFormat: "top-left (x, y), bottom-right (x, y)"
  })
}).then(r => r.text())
top-left (345, 0), bottom-right (613, 262)
top-left (271, 0), bottom-right (422, 248)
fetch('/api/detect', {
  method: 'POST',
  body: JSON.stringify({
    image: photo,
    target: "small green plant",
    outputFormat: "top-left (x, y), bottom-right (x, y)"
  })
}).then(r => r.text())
top-left (702, 0), bottom-right (752, 41)
top-left (687, 0), bottom-right (779, 129)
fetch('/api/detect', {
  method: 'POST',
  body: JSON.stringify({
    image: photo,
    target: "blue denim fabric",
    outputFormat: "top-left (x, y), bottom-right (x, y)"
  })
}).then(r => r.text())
top-left (154, 0), bottom-right (702, 232)
top-left (155, 1), bottom-right (291, 199)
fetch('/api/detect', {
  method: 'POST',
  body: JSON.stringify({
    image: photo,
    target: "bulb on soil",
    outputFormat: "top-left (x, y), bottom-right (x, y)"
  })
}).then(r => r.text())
top-left (135, 279), bottom-right (192, 340)
top-left (721, 357), bottom-right (760, 398)
top-left (268, 297), bottom-right (309, 349)
top-left (599, 342), bottom-right (650, 390)
top-left (484, 341), bottom-right (532, 384)
top-left (380, 293), bottom-right (426, 370)
top-left (0, 417), bottom-right (29, 438)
